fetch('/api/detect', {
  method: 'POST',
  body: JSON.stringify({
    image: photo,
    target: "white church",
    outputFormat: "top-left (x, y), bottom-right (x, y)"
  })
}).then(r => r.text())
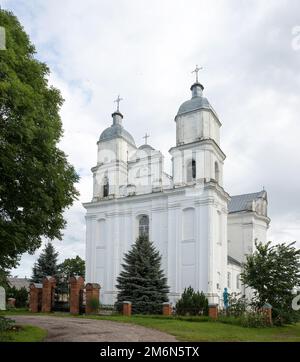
top-left (84, 69), bottom-right (270, 306)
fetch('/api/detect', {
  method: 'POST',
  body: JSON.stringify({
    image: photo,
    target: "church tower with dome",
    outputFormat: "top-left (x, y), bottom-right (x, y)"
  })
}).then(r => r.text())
top-left (84, 69), bottom-right (270, 306)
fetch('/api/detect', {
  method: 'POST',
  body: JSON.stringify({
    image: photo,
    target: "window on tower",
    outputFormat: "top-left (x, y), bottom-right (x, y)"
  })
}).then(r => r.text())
top-left (215, 162), bottom-right (220, 183)
top-left (103, 176), bottom-right (109, 197)
top-left (139, 215), bottom-right (149, 238)
top-left (187, 159), bottom-right (196, 182)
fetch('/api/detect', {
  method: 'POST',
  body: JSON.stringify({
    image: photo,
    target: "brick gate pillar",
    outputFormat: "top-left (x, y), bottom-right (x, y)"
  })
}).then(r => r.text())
top-left (29, 283), bottom-right (43, 313)
top-left (208, 304), bottom-right (218, 320)
top-left (162, 302), bottom-right (172, 316)
top-left (122, 301), bottom-right (132, 316)
top-left (42, 276), bottom-right (56, 313)
top-left (69, 276), bottom-right (85, 315)
top-left (85, 283), bottom-right (100, 315)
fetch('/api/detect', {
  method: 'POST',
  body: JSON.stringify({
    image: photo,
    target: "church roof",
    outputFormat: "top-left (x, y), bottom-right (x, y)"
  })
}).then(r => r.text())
top-left (177, 96), bottom-right (215, 116)
top-left (228, 191), bottom-right (266, 213)
top-left (99, 124), bottom-right (136, 146)
top-left (227, 255), bottom-right (242, 267)
top-left (138, 144), bottom-right (155, 151)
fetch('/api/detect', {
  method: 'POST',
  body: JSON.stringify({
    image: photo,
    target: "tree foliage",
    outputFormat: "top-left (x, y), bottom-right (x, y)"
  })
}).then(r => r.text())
top-left (175, 286), bottom-right (208, 316)
top-left (115, 235), bottom-right (169, 314)
top-left (241, 241), bottom-right (300, 325)
top-left (31, 243), bottom-right (59, 283)
top-left (0, 10), bottom-right (79, 270)
top-left (58, 255), bottom-right (85, 280)
top-left (6, 285), bottom-right (28, 308)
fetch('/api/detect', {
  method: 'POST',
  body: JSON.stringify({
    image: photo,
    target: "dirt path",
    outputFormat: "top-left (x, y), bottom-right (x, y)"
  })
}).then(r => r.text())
top-left (11, 315), bottom-right (177, 342)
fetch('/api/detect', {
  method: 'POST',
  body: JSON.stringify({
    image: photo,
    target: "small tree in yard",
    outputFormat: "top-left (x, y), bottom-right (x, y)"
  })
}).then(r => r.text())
top-left (241, 241), bottom-right (300, 325)
top-left (175, 286), bottom-right (209, 316)
top-left (115, 235), bottom-right (169, 314)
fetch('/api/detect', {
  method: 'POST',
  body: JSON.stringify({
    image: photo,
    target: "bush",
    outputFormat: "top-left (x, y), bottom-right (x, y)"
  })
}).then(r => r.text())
top-left (0, 316), bottom-right (15, 333)
top-left (6, 286), bottom-right (28, 308)
top-left (175, 287), bottom-right (208, 316)
top-left (88, 297), bottom-right (100, 314)
top-left (219, 311), bottom-right (270, 328)
top-left (240, 312), bottom-right (269, 328)
top-left (226, 293), bottom-right (248, 317)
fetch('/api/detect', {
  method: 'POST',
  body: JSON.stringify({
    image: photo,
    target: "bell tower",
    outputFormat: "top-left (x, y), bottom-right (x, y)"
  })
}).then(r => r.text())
top-left (170, 67), bottom-right (225, 187)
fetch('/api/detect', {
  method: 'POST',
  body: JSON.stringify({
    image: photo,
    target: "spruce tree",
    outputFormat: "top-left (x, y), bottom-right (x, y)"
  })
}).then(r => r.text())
top-left (116, 235), bottom-right (169, 314)
top-left (31, 243), bottom-right (59, 283)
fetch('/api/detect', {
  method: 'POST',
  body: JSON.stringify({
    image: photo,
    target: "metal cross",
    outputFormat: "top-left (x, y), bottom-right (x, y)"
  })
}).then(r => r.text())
top-left (191, 65), bottom-right (203, 83)
top-left (143, 133), bottom-right (150, 144)
top-left (114, 94), bottom-right (123, 112)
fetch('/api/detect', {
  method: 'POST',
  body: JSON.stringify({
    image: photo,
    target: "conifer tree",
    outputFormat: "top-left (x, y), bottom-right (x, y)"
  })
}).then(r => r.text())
top-left (31, 243), bottom-right (59, 283)
top-left (115, 235), bottom-right (169, 314)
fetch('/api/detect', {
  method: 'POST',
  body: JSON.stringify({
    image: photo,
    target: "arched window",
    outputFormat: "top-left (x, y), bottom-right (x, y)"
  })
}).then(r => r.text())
top-left (103, 176), bottom-right (109, 197)
top-left (139, 215), bottom-right (149, 238)
top-left (215, 162), bottom-right (220, 183)
top-left (187, 159), bottom-right (196, 182)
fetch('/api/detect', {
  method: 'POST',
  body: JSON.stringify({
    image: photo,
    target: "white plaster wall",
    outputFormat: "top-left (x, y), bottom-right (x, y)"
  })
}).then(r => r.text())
top-left (176, 110), bottom-right (220, 146)
top-left (226, 263), bottom-right (242, 295)
top-left (85, 183), bottom-right (229, 306)
top-left (228, 212), bottom-right (269, 264)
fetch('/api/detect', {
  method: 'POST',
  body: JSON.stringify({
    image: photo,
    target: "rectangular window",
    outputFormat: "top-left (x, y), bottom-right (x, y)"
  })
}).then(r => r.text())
top-left (236, 274), bottom-right (240, 289)
top-left (227, 272), bottom-right (231, 288)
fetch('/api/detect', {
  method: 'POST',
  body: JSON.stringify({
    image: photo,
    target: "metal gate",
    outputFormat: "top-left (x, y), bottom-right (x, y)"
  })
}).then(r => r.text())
top-left (52, 281), bottom-right (70, 312)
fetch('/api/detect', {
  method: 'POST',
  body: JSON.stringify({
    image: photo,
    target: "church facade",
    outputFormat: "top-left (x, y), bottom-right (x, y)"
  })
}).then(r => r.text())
top-left (83, 75), bottom-right (270, 306)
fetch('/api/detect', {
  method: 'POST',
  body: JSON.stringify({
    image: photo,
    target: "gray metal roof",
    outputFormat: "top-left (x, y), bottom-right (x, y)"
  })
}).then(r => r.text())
top-left (228, 190), bottom-right (266, 213)
top-left (138, 144), bottom-right (154, 151)
top-left (8, 277), bottom-right (31, 290)
top-left (227, 255), bottom-right (242, 267)
top-left (177, 96), bottom-right (214, 116)
top-left (99, 124), bottom-right (136, 146)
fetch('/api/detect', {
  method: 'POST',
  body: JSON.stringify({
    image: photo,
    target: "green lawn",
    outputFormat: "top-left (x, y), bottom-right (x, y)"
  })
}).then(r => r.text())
top-left (0, 325), bottom-right (47, 342)
top-left (76, 314), bottom-right (300, 342)
top-left (2, 310), bottom-right (300, 342)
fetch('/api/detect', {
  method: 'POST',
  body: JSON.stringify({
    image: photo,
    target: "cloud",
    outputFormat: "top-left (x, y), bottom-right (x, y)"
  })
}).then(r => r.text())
top-left (2, 0), bottom-right (300, 276)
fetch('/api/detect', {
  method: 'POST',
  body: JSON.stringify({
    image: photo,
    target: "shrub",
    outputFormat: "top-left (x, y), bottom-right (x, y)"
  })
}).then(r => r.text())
top-left (219, 312), bottom-right (270, 328)
top-left (175, 287), bottom-right (208, 316)
top-left (0, 316), bottom-right (15, 333)
top-left (226, 293), bottom-right (248, 317)
top-left (240, 312), bottom-right (269, 328)
top-left (6, 286), bottom-right (28, 308)
top-left (88, 297), bottom-right (100, 314)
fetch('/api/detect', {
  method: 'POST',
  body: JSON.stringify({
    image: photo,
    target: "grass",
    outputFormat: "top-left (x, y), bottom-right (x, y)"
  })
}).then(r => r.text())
top-left (2, 309), bottom-right (300, 342)
top-left (0, 325), bottom-right (47, 342)
top-left (74, 314), bottom-right (300, 342)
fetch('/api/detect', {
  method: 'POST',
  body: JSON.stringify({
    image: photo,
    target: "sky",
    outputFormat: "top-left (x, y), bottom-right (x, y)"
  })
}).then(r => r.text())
top-left (1, 0), bottom-right (300, 278)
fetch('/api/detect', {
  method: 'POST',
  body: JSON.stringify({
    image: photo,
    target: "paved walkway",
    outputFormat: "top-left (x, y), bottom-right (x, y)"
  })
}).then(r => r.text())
top-left (11, 315), bottom-right (177, 342)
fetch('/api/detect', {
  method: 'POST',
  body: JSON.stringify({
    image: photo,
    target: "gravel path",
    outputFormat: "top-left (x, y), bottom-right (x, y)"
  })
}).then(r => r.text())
top-left (11, 315), bottom-right (177, 342)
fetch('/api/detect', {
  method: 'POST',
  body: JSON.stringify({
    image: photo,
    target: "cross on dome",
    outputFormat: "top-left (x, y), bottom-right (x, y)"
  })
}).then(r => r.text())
top-left (114, 94), bottom-right (123, 112)
top-left (191, 65), bottom-right (203, 83)
top-left (143, 133), bottom-right (150, 144)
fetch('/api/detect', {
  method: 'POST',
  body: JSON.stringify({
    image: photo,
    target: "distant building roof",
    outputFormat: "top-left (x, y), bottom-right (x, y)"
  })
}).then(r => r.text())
top-left (228, 190), bottom-right (266, 213)
top-left (227, 255), bottom-right (242, 267)
top-left (8, 277), bottom-right (31, 290)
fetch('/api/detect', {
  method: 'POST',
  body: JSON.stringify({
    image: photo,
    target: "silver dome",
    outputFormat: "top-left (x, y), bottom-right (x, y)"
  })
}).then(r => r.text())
top-left (177, 96), bottom-right (214, 116)
top-left (138, 144), bottom-right (154, 151)
top-left (99, 124), bottom-right (136, 146)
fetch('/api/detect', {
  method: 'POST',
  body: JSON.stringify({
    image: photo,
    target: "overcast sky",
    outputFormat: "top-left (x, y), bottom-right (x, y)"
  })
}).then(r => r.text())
top-left (2, 0), bottom-right (300, 278)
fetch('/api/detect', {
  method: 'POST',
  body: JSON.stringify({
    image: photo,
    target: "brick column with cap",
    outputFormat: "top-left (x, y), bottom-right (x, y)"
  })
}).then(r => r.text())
top-left (262, 303), bottom-right (273, 325)
top-left (85, 283), bottom-right (100, 314)
top-left (69, 276), bottom-right (85, 315)
top-left (208, 304), bottom-right (218, 320)
top-left (162, 302), bottom-right (172, 316)
top-left (41, 276), bottom-right (56, 313)
top-left (122, 301), bottom-right (132, 316)
top-left (29, 283), bottom-right (42, 313)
